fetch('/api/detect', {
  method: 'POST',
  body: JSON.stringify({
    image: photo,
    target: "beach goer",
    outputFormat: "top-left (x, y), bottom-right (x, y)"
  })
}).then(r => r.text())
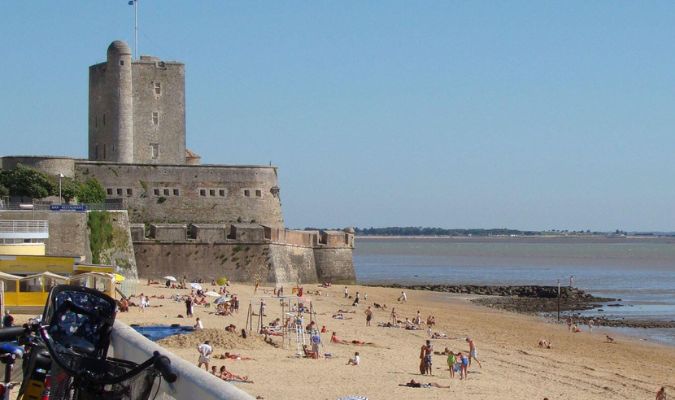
top-left (352, 291), bottom-right (360, 306)
top-left (347, 351), bottom-right (360, 366)
top-left (344, 286), bottom-right (349, 298)
top-left (656, 386), bottom-right (666, 400)
top-left (399, 291), bottom-right (407, 302)
top-left (194, 317), bottom-right (203, 330)
top-left (447, 351), bottom-right (457, 378)
top-left (420, 340), bottom-right (433, 375)
top-left (197, 340), bottom-right (213, 371)
top-left (588, 319), bottom-right (594, 333)
top-left (139, 293), bottom-right (148, 312)
top-left (399, 379), bottom-right (450, 388)
top-left (185, 296), bottom-right (193, 317)
top-left (391, 307), bottom-right (398, 324)
top-left (210, 366), bottom-right (217, 375)
top-left (415, 311), bottom-right (421, 325)
top-left (459, 352), bottom-right (469, 379)
top-left (566, 316), bottom-right (573, 331)
top-left (2, 310), bottom-right (13, 328)
top-left (538, 339), bottom-right (552, 349)
top-left (466, 337), bottom-right (482, 368)
top-left (365, 306), bottom-right (373, 326)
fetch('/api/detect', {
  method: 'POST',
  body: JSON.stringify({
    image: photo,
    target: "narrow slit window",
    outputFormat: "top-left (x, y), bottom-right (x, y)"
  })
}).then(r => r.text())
top-left (244, 190), bottom-right (250, 197)
top-left (173, 189), bottom-right (180, 196)
top-left (255, 189), bottom-right (262, 197)
top-left (200, 189), bottom-right (206, 197)
top-left (127, 188), bottom-right (133, 196)
top-left (154, 82), bottom-right (161, 95)
top-left (219, 189), bottom-right (225, 197)
top-left (163, 189), bottom-right (170, 196)
top-left (106, 188), bottom-right (113, 195)
top-left (116, 188), bottom-right (123, 196)
top-left (152, 112), bottom-right (159, 125)
top-left (153, 189), bottom-right (160, 196)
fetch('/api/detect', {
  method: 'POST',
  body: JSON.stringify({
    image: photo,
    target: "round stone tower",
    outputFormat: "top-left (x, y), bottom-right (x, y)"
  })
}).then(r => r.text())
top-left (107, 41), bottom-right (134, 163)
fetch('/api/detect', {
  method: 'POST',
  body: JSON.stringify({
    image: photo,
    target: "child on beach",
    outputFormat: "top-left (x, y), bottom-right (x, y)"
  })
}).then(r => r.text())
top-left (447, 351), bottom-right (457, 378)
top-left (347, 352), bottom-right (360, 366)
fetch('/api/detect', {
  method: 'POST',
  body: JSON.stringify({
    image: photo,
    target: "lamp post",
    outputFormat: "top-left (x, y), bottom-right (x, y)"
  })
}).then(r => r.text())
top-left (58, 173), bottom-right (64, 204)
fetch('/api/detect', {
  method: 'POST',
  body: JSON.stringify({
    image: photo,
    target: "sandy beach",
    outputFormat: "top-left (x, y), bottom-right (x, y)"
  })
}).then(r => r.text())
top-left (115, 282), bottom-right (674, 400)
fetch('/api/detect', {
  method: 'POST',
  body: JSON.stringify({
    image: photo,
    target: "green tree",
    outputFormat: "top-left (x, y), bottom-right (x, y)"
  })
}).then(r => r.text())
top-left (78, 178), bottom-right (106, 204)
top-left (60, 178), bottom-right (82, 203)
top-left (0, 164), bottom-right (55, 200)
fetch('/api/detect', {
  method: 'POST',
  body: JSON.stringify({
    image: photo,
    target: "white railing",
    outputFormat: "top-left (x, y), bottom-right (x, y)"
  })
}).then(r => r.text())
top-left (0, 220), bottom-right (48, 233)
top-left (0, 220), bottom-right (49, 240)
top-left (110, 321), bottom-right (255, 400)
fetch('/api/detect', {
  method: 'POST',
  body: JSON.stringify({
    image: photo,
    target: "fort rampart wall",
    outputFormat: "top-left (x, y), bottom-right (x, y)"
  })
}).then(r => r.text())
top-left (74, 161), bottom-right (284, 227)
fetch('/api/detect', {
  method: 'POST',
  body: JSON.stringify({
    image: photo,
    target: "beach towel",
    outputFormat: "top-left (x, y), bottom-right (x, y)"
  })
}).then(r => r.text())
top-left (337, 397), bottom-right (368, 400)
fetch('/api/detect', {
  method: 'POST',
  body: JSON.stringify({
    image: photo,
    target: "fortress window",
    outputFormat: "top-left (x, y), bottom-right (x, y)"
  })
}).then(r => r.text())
top-left (209, 189), bottom-right (215, 196)
top-left (103, 144), bottom-right (107, 160)
top-left (154, 82), bottom-right (161, 95)
top-left (173, 189), bottom-right (180, 196)
top-left (102, 114), bottom-right (106, 126)
top-left (94, 145), bottom-right (99, 160)
top-left (255, 189), bottom-right (262, 197)
top-left (153, 189), bottom-right (160, 196)
top-left (219, 189), bottom-right (225, 197)
top-left (127, 188), bottom-right (133, 196)
top-left (163, 189), bottom-right (170, 196)
top-left (150, 143), bottom-right (159, 159)
top-left (244, 190), bottom-right (250, 197)
top-left (200, 189), bottom-right (206, 196)
top-left (120, 60), bottom-right (124, 66)
top-left (106, 188), bottom-right (113, 196)
top-left (152, 112), bottom-right (159, 125)
top-left (116, 188), bottom-right (123, 196)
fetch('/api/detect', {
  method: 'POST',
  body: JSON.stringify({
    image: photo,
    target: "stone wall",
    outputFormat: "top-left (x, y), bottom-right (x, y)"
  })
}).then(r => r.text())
top-left (0, 211), bottom-right (89, 259)
top-left (0, 210), bottom-right (138, 280)
top-left (0, 156), bottom-right (76, 178)
top-left (314, 247), bottom-right (356, 284)
top-left (134, 241), bottom-right (352, 285)
top-left (75, 162), bottom-right (284, 227)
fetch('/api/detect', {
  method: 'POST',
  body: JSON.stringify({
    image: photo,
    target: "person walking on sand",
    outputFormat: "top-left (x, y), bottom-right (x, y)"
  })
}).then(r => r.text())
top-left (656, 386), bottom-right (666, 400)
top-left (185, 296), bottom-right (193, 317)
top-left (391, 307), bottom-right (398, 324)
top-left (364, 306), bottom-right (373, 326)
top-left (344, 286), bottom-right (349, 298)
top-left (466, 337), bottom-right (482, 368)
top-left (197, 340), bottom-right (213, 371)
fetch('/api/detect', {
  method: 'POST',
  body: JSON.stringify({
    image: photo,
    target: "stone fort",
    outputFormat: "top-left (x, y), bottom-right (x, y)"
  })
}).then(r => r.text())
top-left (0, 40), bottom-right (355, 284)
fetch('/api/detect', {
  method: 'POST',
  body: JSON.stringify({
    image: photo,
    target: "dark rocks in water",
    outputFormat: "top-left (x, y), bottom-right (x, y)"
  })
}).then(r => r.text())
top-left (607, 303), bottom-right (623, 307)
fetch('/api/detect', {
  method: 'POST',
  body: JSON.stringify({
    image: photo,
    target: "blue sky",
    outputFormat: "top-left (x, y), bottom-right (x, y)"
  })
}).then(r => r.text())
top-left (2, 1), bottom-right (675, 231)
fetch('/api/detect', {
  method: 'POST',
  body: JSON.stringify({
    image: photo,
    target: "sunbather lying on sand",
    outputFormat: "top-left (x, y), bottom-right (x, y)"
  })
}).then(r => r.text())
top-left (218, 366), bottom-right (252, 383)
top-left (538, 339), bottom-right (552, 349)
top-left (215, 352), bottom-right (254, 360)
top-left (399, 379), bottom-right (450, 388)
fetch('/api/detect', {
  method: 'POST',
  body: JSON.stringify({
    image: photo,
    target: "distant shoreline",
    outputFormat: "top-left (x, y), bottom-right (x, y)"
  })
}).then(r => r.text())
top-left (356, 235), bottom-right (675, 244)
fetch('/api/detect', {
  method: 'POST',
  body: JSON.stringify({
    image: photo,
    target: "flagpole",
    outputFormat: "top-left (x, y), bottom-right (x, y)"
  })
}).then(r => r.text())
top-left (134, 0), bottom-right (138, 60)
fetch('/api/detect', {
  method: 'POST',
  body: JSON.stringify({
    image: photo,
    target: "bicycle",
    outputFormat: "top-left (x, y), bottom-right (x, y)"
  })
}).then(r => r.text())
top-left (0, 285), bottom-right (178, 400)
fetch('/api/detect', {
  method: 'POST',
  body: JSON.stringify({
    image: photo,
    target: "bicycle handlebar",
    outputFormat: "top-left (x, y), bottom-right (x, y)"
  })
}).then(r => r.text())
top-left (152, 351), bottom-right (177, 383)
top-left (0, 327), bottom-right (28, 342)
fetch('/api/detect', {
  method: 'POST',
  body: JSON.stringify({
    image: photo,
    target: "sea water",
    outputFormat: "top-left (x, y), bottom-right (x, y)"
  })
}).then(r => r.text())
top-left (354, 237), bottom-right (675, 345)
